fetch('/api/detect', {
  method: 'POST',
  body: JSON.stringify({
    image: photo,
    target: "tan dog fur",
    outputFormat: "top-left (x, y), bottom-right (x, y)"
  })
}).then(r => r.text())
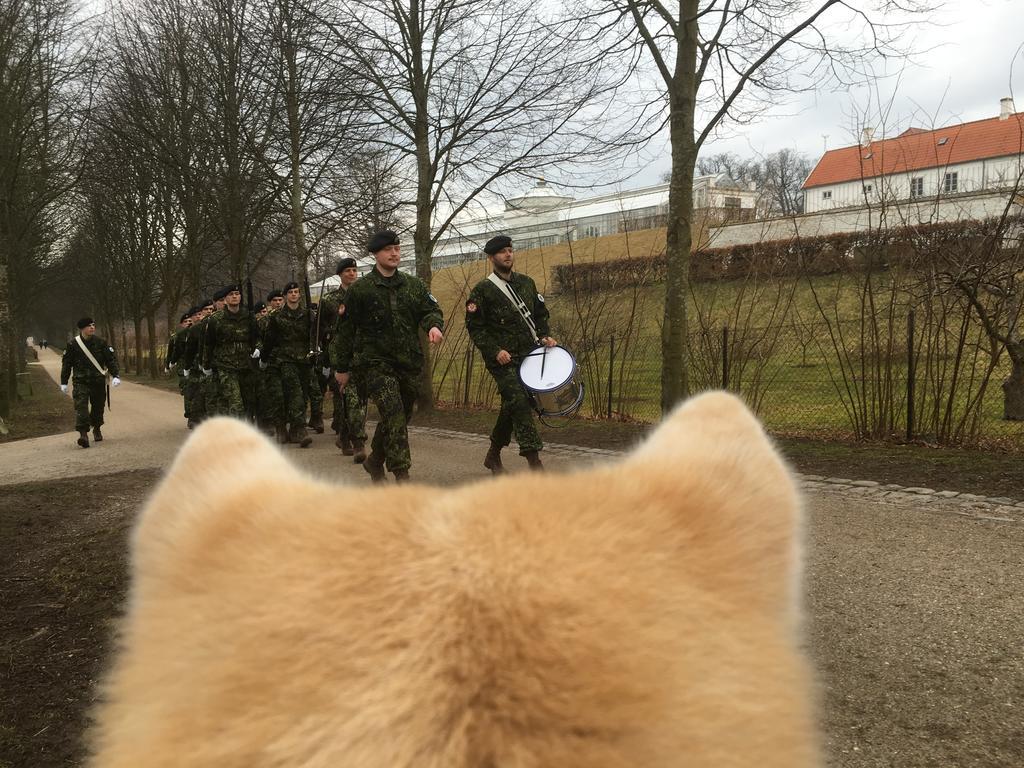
top-left (88, 391), bottom-right (819, 767)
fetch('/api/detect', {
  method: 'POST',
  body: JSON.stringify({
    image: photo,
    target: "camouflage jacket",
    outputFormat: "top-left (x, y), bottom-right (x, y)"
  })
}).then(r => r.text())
top-left (466, 271), bottom-right (550, 368)
top-left (332, 268), bottom-right (443, 374)
top-left (317, 286), bottom-right (346, 349)
top-left (261, 303), bottom-right (312, 364)
top-left (202, 308), bottom-right (257, 372)
top-left (60, 335), bottom-right (120, 384)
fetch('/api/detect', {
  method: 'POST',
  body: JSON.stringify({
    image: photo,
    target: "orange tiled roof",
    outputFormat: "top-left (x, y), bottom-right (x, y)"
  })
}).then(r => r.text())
top-left (803, 112), bottom-right (1024, 189)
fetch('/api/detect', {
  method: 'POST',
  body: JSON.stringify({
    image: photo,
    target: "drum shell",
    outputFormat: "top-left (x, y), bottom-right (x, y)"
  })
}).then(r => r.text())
top-left (517, 346), bottom-right (585, 417)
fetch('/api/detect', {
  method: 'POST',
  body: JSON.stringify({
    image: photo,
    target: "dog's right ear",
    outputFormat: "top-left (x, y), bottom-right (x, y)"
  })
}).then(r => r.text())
top-left (131, 417), bottom-right (301, 578)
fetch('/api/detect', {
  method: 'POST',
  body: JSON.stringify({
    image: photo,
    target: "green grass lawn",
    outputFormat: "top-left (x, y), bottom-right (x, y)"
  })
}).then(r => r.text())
top-left (0, 362), bottom-right (75, 442)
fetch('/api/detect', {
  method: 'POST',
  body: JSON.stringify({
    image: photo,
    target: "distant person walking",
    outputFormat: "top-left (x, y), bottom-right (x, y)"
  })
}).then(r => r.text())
top-left (60, 318), bottom-right (121, 448)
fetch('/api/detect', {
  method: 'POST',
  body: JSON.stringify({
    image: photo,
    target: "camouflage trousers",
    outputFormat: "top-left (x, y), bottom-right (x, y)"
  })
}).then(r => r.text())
top-left (360, 365), bottom-right (418, 473)
top-left (72, 378), bottom-right (106, 431)
top-left (257, 365), bottom-right (284, 428)
top-left (202, 371), bottom-right (221, 416)
top-left (489, 365), bottom-right (542, 454)
top-left (214, 368), bottom-right (255, 419)
top-left (279, 361), bottom-right (311, 430)
top-left (308, 367), bottom-right (325, 422)
top-left (183, 374), bottom-right (207, 422)
top-left (331, 375), bottom-right (367, 441)
top-left (177, 372), bottom-right (189, 418)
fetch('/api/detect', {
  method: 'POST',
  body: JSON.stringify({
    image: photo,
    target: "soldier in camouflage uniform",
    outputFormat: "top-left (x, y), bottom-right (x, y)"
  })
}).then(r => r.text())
top-left (306, 301), bottom-right (326, 434)
top-left (201, 285), bottom-right (258, 420)
top-left (180, 300), bottom-right (214, 427)
top-left (334, 230), bottom-right (444, 483)
top-left (197, 288), bottom-right (229, 416)
top-left (60, 317), bottom-right (122, 448)
top-left (257, 290), bottom-right (287, 441)
top-left (165, 310), bottom-right (193, 427)
top-left (257, 281), bottom-right (313, 447)
top-left (323, 257), bottom-right (367, 461)
top-left (466, 234), bottom-right (557, 473)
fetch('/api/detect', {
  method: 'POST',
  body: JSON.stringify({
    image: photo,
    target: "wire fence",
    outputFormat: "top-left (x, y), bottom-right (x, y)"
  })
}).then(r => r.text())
top-left (432, 313), bottom-right (1024, 450)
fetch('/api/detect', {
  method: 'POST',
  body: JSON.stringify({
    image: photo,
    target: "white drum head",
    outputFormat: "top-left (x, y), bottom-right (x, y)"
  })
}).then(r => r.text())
top-left (518, 346), bottom-right (575, 392)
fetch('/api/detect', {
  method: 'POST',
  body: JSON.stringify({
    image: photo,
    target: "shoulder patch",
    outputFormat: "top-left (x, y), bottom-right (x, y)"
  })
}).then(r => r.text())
top-left (466, 301), bottom-right (477, 313)
top-left (537, 293), bottom-right (545, 303)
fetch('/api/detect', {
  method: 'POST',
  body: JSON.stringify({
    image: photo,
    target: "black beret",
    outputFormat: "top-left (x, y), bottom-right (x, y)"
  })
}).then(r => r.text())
top-left (367, 229), bottom-right (400, 253)
top-left (212, 287), bottom-right (228, 300)
top-left (266, 289), bottom-right (283, 301)
top-left (283, 281), bottom-right (301, 292)
top-left (336, 257), bottom-right (358, 273)
top-left (77, 317), bottom-right (95, 329)
top-left (253, 301), bottom-right (266, 313)
top-left (200, 298), bottom-right (214, 308)
top-left (179, 312), bottom-right (191, 323)
top-left (483, 235), bottom-right (512, 255)
top-left (223, 284), bottom-right (241, 295)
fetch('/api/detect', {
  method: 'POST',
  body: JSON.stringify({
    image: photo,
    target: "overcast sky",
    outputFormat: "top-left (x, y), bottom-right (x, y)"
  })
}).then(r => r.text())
top-left (623, 0), bottom-right (1023, 187)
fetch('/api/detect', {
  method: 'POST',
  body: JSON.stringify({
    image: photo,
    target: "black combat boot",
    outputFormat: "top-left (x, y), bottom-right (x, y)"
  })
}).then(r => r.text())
top-left (483, 442), bottom-right (505, 474)
top-left (77, 430), bottom-right (90, 448)
top-left (92, 426), bottom-right (103, 442)
top-left (337, 435), bottom-right (354, 455)
top-left (308, 413), bottom-right (325, 434)
top-left (523, 450), bottom-right (544, 471)
top-left (351, 439), bottom-right (367, 464)
top-left (291, 426), bottom-right (313, 448)
top-left (363, 453), bottom-right (386, 483)
top-left (393, 469), bottom-right (411, 484)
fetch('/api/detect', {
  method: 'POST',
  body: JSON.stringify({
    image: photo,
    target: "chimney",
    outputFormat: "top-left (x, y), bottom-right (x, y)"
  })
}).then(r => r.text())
top-left (860, 127), bottom-right (875, 146)
top-left (1000, 97), bottom-right (1015, 120)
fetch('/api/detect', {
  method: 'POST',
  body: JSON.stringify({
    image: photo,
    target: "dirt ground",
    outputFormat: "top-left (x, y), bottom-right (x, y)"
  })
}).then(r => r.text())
top-left (3, 468), bottom-right (1023, 768)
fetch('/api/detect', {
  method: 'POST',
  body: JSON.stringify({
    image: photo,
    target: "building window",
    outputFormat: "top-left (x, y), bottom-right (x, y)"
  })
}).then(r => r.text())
top-left (863, 184), bottom-right (873, 194)
top-left (822, 190), bottom-right (832, 200)
top-left (724, 196), bottom-right (741, 208)
top-left (581, 226), bottom-right (601, 239)
top-left (943, 172), bottom-right (958, 193)
top-left (910, 177), bottom-right (924, 198)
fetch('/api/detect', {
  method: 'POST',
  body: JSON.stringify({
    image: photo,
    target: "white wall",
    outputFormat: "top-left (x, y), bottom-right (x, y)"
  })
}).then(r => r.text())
top-left (708, 190), bottom-right (1021, 249)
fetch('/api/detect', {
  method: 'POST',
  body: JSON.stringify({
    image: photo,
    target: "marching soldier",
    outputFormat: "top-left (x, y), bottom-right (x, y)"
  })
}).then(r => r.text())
top-left (166, 310), bottom-right (192, 427)
top-left (466, 234), bottom-right (557, 473)
top-left (201, 285), bottom-right (258, 419)
top-left (257, 290), bottom-right (287, 440)
top-left (181, 300), bottom-right (214, 427)
top-left (323, 257), bottom-right (367, 462)
top-left (60, 317), bottom-right (121, 448)
top-left (333, 230), bottom-right (444, 483)
top-left (257, 281), bottom-right (313, 447)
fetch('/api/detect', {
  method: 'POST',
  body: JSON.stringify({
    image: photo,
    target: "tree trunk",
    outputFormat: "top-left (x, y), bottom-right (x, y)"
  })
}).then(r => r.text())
top-left (412, 37), bottom-right (436, 413)
top-left (1003, 347), bottom-right (1024, 420)
top-left (133, 316), bottom-right (143, 374)
top-left (659, 1), bottom-right (699, 414)
top-left (146, 309), bottom-right (159, 378)
top-left (0, 260), bottom-right (12, 418)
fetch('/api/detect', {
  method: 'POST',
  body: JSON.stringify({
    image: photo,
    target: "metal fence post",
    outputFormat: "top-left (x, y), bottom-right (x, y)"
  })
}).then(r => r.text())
top-left (722, 325), bottom-right (729, 390)
top-left (906, 309), bottom-right (915, 441)
top-left (464, 347), bottom-right (472, 407)
top-left (607, 335), bottom-right (615, 419)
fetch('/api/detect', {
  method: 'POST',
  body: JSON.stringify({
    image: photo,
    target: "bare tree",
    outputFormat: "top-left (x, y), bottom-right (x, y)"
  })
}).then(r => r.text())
top-left (597, 0), bottom-right (934, 412)
top-left (325, 0), bottom-right (644, 407)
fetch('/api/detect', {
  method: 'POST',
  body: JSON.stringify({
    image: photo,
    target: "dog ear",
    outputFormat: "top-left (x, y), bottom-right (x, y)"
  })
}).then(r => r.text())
top-left (131, 417), bottom-right (302, 580)
top-left (627, 391), bottom-right (804, 617)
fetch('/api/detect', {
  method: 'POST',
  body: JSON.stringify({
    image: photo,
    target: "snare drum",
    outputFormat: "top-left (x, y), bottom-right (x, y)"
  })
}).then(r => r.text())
top-left (517, 345), bottom-right (585, 417)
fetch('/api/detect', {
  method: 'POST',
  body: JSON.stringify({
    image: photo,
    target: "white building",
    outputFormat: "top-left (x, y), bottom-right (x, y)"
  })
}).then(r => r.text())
top-left (803, 98), bottom-right (1024, 213)
top-left (431, 175), bottom-right (757, 270)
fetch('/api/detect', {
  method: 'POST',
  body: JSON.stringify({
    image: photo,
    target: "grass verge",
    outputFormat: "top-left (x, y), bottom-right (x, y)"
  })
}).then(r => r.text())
top-left (0, 363), bottom-right (74, 443)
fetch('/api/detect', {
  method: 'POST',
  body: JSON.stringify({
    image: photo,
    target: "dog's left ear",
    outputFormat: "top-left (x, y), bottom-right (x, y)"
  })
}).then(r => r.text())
top-left (132, 417), bottom-right (301, 578)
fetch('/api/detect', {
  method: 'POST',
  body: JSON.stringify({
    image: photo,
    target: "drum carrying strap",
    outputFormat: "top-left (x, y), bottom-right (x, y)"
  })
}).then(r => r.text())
top-left (487, 272), bottom-right (539, 343)
top-left (74, 335), bottom-right (110, 379)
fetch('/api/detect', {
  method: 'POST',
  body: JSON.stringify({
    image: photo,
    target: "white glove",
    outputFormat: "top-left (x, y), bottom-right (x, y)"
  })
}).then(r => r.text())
top-left (251, 348), bottom-right (261, 359)
top-left (167, 361), bottom-right (176, 370)
top-left (60, 384), bottom-right (68, 394)
top-left (111, 377), bottom-right (121, 387)
top-left (321, 366), bottom-right (331, 377)
top-left (201, 366), bottom-right (213, 376)
top-left (183, 369), bottom-right (190, 378)
top-left (258, 360), bottom-right (267, 370)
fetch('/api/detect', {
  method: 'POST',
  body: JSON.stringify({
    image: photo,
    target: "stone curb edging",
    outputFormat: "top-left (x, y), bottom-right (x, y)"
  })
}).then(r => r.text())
top-left (408, 425), bottom-right (1022, 522)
